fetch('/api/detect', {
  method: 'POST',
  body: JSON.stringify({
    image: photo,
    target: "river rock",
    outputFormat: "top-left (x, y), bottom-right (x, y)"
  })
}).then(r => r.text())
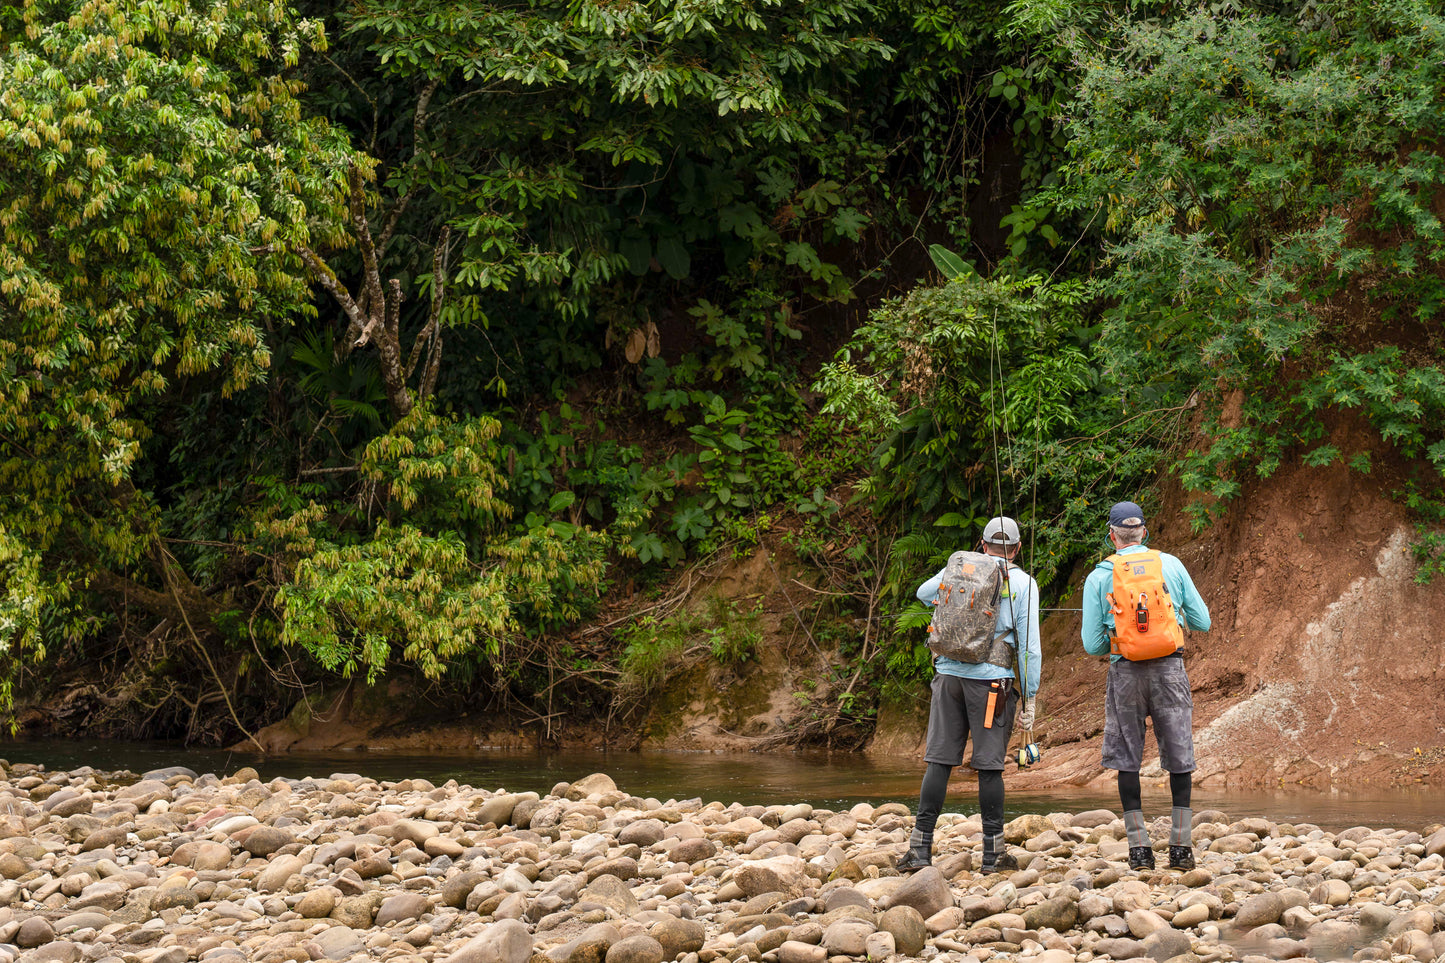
top-left (1092, 936), bottom-right (1146, 959)
top-left (44, 791), bottom-right (93, 817)
top-left (823, 886), bottom-right (870, 913)
top-left (564, 923), bottom-right (622, 963)
top-left (53, 911), bottom-right (110, 935)
top-left (0, 853), bottom-right (26, 879)
top-left (376, 891), bottom-right (430, 925)
top-left (1004, 813), bottom-right (1053, 843)
top-left (863, 929), bottom-right (894, 961)
top-left (1171, 903), bottom-right (1210, 928)
top-left (822, 918), bottom-right (875, 956)
top-left (1074, 893), bottom-right (1110, 923)
top-left (332, 894), bottom-right (378, 928)
top-left (115, 779), bottom-right (171, 809)
top-left (443, 871), bottom-right (487, 908)
top-left (74, 877), bottom-right (128, 910)
top-left (619, 818), bottom-right (665, 847)
top-left (1024, 896), bottom-right (1079, 932)
top-left (568, 774), bottom-right (618, 799)
top-left (446, 918), bottom-right (534, 963)
top-left (297, 886), bottom-right (339, 918)
top-left (26, 941), bottom-right (82, 963)
top-left (1071, 809), bottom-right (1117, 828)
top-left (255, 853), bottom-right (305, 892)
top-left (1127, 908), bottom-right (1170, 938)
top-left (670, 838), bottom-right (716, 863)
top-left (3, 762), bottom-right (1444, 963)
top-left (878, 904), bottom-right (926, 955)
top-left (604, 934), bottom-right (664, 963)
top-left (581, 874), bottom-right (639, 916)
top-left (314, 925), bottom-right (366, 960)
top-left (172, 839), bottom-right (232, 871)
top-left (1306, 919), bottom-right (1363, 958)
top-left (240, 824), bottom-right (294, 856)
top-left (212, 814), bottom-right (259, 835)
top-left (474, 793), bottom-right (521, 827)
top-left (778, 941), bottom-right (826, 963)
top-left (734, 855), bottom-right (807, 897)
top-left (1233, 892), bottom-right (1284, 927)
top-left (1312, 878), bottom-right (1352, 905)
top-left (1209, 833), bottom-right (1257, 854)
top-left (1357, 901), bottom-right (1396, 933)
top-left (883, 865), bottom-right (952, 918)
top-left (587, 855), bottom-right (638, 882)
top-left (1143, 927), bottom-right (1192, 960)
top-left (648, 916), bottom-right (703, 958)
top-left (16, 916), bottom-right (56, 948)
top-left (80, 825), bottom-right (127, 851)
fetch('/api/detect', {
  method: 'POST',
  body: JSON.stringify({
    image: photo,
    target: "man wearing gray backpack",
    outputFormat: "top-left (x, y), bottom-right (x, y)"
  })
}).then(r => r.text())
top-left (897, 516), bottom-right (1042, 874)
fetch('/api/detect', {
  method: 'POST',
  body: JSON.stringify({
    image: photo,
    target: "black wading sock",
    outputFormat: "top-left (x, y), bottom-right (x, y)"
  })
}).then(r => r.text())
top-left (1169, 770), bottom-right (1192, 808)
top-left (1118, 770), bottom-right (1142, 812)
top-left (977, 769), bottom-right (1005, 837)
top-left (1170, 771), bottom-right (1193, 847)
top-left (910, 762), bottom-right (952, 852)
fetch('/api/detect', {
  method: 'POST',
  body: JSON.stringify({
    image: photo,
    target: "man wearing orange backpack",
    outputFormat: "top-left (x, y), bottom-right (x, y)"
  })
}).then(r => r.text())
top-left (1082, 501), bottom-right (1210, 872)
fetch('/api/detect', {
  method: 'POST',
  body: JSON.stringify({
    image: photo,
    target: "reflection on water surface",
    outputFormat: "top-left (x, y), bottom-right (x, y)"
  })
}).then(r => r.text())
top-left (1, 740), bottom-right (1437, 833)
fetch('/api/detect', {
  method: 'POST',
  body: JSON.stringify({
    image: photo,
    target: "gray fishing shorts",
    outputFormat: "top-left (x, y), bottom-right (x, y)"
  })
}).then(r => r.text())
top-left (1101, 656), bottom-right (1196, 773)
top-left (924, 674), bottom-right (1018, 771)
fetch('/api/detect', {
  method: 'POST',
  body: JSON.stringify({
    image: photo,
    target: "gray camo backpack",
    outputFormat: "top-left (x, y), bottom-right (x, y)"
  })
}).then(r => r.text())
top-left (926, 551), bottom-right (1015, 669)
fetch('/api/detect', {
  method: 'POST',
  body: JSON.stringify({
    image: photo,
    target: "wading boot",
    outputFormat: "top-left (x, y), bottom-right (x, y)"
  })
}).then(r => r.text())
top-left (896, 848), bottom-right (931, 873)
top-left (1168, 845), bottom-right (1196, 871)
top-left (1128, 846), bottom-right (1156, 871)
top-left (980, 833), bottom-right (1018, 874)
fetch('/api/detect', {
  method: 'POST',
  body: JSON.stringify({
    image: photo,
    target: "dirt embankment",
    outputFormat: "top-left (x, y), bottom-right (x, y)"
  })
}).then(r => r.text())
top-left (251, 416), bottom-right (1445, 789)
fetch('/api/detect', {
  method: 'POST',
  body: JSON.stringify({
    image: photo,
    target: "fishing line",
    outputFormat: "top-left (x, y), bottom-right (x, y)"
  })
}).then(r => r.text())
top-left (986, 303), bottom-right (1037, 757)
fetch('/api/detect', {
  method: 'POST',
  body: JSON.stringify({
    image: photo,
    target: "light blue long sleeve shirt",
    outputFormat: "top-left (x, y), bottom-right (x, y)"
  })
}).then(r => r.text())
top-left (1081, 543), bottom-right (1210, 659)
top-left (917, 561), bottom-right (1041, 699)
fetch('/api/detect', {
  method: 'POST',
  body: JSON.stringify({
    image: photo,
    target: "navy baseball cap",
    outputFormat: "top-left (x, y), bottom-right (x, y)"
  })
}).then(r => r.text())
top-left (1108, 501), bottom-right (1146, 527)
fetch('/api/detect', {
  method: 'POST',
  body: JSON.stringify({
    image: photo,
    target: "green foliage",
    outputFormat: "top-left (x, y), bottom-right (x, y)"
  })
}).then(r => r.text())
top-left (321, 0), bottom-right (902, 399)
top-left (20, 0), bottom-right (1445, 750)
top-left (1, 0), bottom-right (353, 480)
top-left (1401, 484), bottom-right (1445, 585)
top-left (1062, 0), bottom-right (1445, 520)
top-left (618, 594), bottom-right (761, 695)
top-left (0, 0), bottom-right (357, 711)
top-left (255, 408), bottom-right (610, 682)
top-left (817, 270), bottom-right (1135, 587)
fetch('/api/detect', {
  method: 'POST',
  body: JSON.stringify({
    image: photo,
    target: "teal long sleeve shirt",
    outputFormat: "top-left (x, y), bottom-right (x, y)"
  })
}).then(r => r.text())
top-left (917, 562), bottom-right (1042, 698)
top-left (1081, 543), bottom-right (1210, 659)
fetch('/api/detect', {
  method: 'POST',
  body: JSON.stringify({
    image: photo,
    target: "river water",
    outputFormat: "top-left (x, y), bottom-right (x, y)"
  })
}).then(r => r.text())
top-left (2, 740), bottom-right (1438, 833)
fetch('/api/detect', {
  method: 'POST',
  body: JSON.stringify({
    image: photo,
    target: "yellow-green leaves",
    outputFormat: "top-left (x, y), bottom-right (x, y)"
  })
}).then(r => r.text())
top-left (258, 409), bottom-right (609, 682)
top-left (0, 0), bottom-right (360, 707)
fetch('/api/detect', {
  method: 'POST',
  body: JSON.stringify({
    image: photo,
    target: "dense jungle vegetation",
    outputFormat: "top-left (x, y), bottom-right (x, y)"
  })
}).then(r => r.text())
top-left (2, 0), bottom-right (1443, 745)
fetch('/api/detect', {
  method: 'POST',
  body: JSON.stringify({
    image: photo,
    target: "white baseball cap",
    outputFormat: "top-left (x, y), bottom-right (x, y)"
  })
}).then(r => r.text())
top-left (981, 516), bottom-right (1020, 546)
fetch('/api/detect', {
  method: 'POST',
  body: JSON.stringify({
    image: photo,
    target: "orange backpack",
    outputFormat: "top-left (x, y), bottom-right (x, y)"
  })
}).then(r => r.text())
top-left (1105, 550), bottom-right (1184, 660)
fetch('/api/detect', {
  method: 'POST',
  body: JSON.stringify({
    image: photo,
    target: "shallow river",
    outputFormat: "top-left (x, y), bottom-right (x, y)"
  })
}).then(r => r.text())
top-left (2, 740), bottom-right (1438, 833)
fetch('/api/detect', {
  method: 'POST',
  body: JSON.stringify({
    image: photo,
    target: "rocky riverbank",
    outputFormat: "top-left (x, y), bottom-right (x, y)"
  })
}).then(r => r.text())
top-left (0, 763), bottom-right (1443, 963)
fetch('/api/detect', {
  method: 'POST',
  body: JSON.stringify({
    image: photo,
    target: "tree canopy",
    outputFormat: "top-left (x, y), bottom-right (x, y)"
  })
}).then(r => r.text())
top-left (2, 0), bottom-right (1442, 741)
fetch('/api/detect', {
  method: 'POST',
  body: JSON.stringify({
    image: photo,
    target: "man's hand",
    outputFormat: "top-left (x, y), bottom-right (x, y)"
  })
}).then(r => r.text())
top-left (1016, 697), bottom-right (1036, 732)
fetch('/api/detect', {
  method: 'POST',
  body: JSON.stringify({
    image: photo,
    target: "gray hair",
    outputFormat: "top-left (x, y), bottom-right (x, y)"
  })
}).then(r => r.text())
top-left (1109, 524), bottom-right (1145, 546)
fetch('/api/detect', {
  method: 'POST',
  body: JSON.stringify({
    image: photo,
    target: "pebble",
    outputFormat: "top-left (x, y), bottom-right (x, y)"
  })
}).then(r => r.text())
top-left (0, 763), bottom-right (1436, 963)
